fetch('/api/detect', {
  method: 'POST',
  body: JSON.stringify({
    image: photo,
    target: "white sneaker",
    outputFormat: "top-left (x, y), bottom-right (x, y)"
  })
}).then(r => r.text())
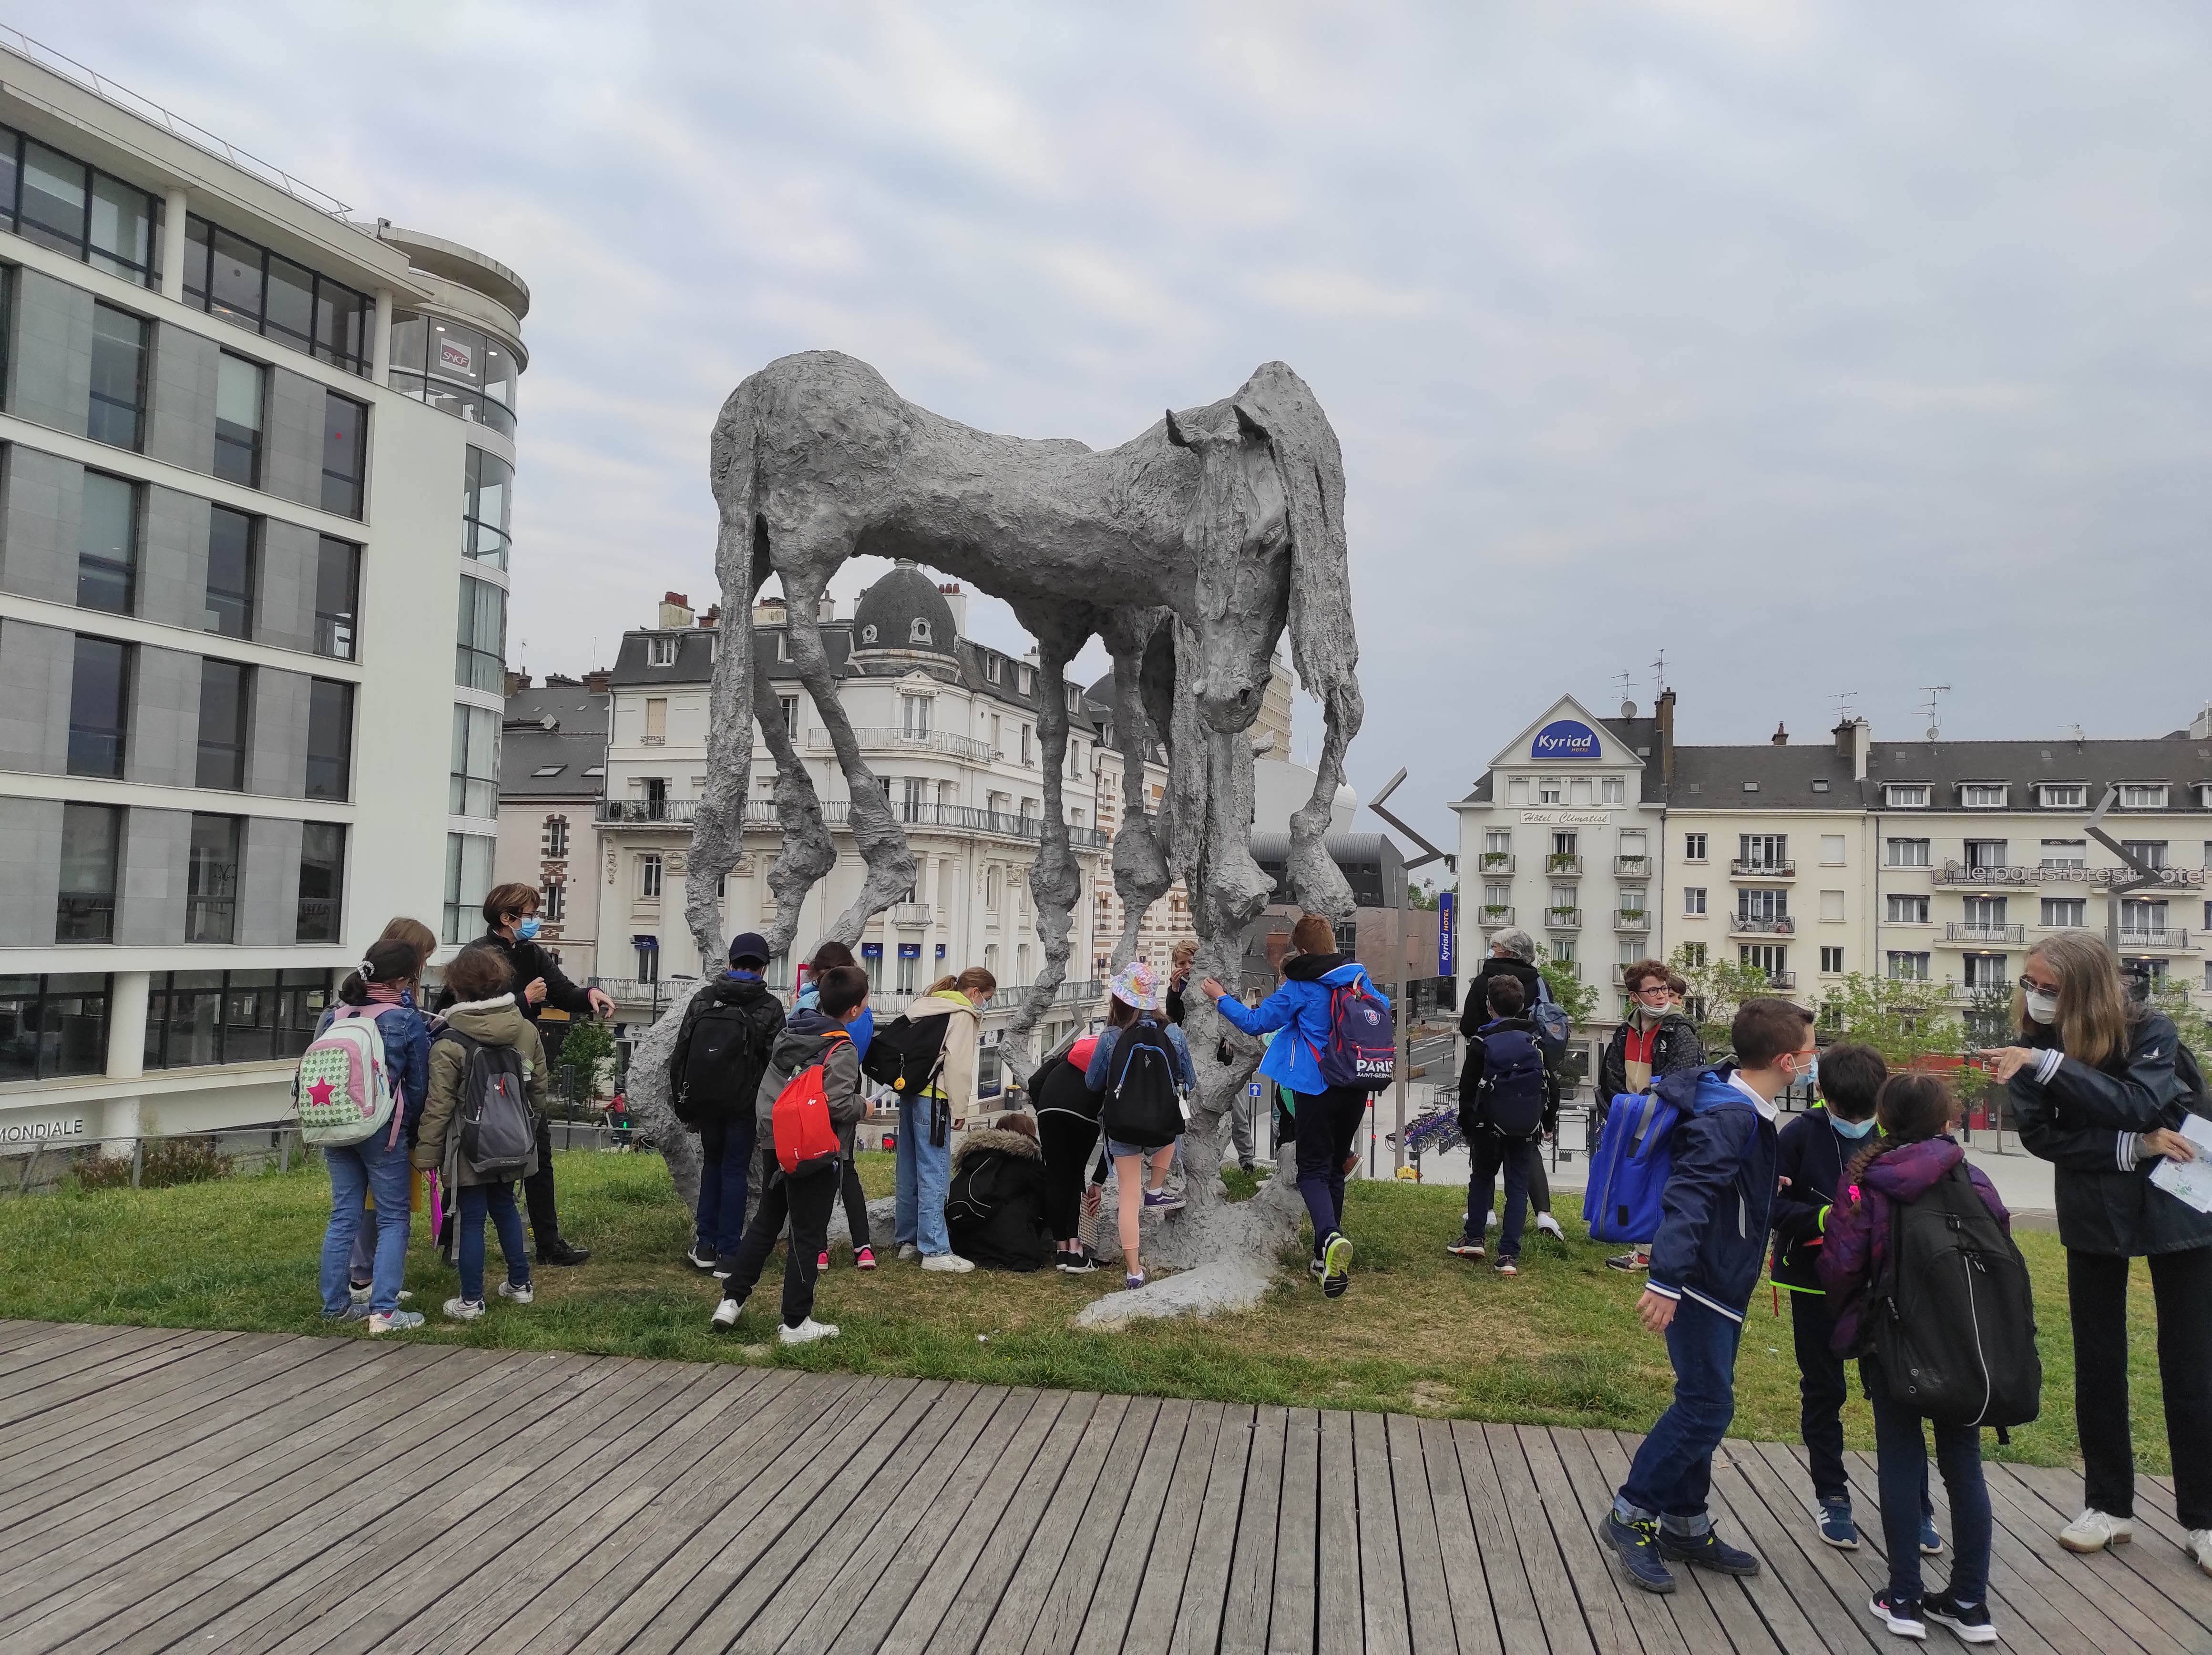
top-left (1536, 1213), bottom-right (1564, 1240)
top-left (710, 1298), bottom-right (741, 1329)
top-left (367, 1309), bottom-right (423, 1334)
top-left (443, 1297), bottom-right (485, 1322)
top-left (1485, 1209), bottom-right (1499, 1231)
top-left (896, 1244), bottom-right (919, 1262)
top-left (2190, 1530), bottom-right (2212, 1577)
top-left (921, 1252), bottom-right (975, 1273)
top-left (2058, 1509), bottom-right (2133, 1553)
top-left (496, 1281), bottom-right (533, 1305)
top-left (779, 1317), bottom-right (840, 1345)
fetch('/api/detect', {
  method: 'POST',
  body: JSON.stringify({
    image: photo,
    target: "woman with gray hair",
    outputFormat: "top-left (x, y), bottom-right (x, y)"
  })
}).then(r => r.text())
top-left (1458, 930), bottom-right (1563, 1246)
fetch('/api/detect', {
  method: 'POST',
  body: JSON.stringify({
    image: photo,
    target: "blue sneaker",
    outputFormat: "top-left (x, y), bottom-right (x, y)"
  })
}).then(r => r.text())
top-left (1658, 1527), bottom-right (1761, 1576)
top-left (1602, 1512), bottom-right (1676, 1594)
top-left (1818, 1499), bottom-right (1861, 1550)
top-left (1923, 1589), bottom-right (1994, 1644)
top-left (1919, 1513), bottom-right (1944, 1556)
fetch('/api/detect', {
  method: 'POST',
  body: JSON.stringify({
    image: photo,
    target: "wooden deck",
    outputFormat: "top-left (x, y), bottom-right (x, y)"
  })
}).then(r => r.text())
top-left (1, 1321), bottom-right (2208, 1654)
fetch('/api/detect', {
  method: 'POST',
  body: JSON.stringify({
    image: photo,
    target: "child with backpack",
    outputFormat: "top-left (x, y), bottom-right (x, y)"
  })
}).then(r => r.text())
top-left (1600, 997), bottom-right (1809, 1596)
top-left (1445, 975), bottom-right (1554, 1275)
top-left (1820, 1073), bottom-right (2019, 1644)
top-left (1200, 912), bottom-right (1392, 1300)
top-left (668, 930), bottom-right (787, 1274)
top-left (712, 963), bottom-right (872, 1344)
top-left (306, 939), bottom-right (431, 1334)
top-left (866, 967), bottom-right (993, 1272)
top-left (412, 944), bottom-right (547, 1322)
top-left (1597, 961), bottom-right (1708, 1272)
top-left (794, 940), bottom-right (876, 1270)
top-left (1770, 1043), bottom-right (1941, 1557)
top-left (1085, 961), bottom-right (1196, 1290)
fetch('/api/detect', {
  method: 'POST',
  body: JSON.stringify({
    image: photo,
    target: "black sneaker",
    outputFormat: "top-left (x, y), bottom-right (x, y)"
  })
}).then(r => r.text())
top-left (1658, 1528), bottom-right (1760, 1576)
top-left (1601, 1512), bottom-right (1676, 1594)
top-left (712, 1252), bottom-right (740, 1279)
top-left (1868, 1590), bottom-right (1926, 1640)
top-left (1445, 1237), bottom-right (1486, 1260)
top-left (538, 1238), bottom-right (592, 1267)
top-left (1604, 1250), bottom-right (1649, 1273)
top-left (1923, 1589), bottom-right (1994, 1644)
top-left (1321, 1233), bottom-right (1352, 1298)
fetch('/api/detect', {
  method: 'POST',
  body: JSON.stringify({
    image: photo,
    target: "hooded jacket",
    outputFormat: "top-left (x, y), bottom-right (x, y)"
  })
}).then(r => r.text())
top-left (1598, 1011), bottom-right (1706, 1102)
top-left (1818, 1136), bottom-right (2010, 1358)
top-left (945, 1126), bottom-right (1055, 1270)
top-left (668, 971), bottom-right (786, 1125)
top-left (1643, 1066), bottom-right (1781, 1323)
top-left (413, 995), bottom-right (547, 1187)
top-left (749, 1007), bottom-right (868, 1159)
top-left (1768, 1107), bottom-right (1866, 1293)
top-left (1459, 957), bottom-right (1543, 1041)
top-left (795, 983), bottom-right (874, 1061)
top-left (1214, 952), bottom-right (1390, 1096)
top-left (434, 930), bottom-right (593, 1024)
top-left (1083, 1018), bottom-right (1195, 1094)
top-left (901, 990), bottom-right (983, 1117)
top-left (2011, 1009), bottom-right (2212, 1256)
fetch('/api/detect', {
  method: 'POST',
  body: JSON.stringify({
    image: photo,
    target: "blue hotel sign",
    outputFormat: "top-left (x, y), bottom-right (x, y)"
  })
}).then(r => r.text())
top-left (1437, 890), bottom-right (1455, 978)
top-left (1531, 719), bottom-right (1602, 760)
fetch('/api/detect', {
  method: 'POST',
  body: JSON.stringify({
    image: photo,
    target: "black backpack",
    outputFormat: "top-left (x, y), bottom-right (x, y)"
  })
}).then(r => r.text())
top-left (675, 993), bottom-right (781, 1127)
top-left (1098, 1021), bottom-right (1185, 1150)
top-left (861, 1012), bottom-right (950, 1095)
top-left (1474, 1023), bottom-right (1547, 1142)
top-left (1868, 1162), bottom-right (2041, 1432)
top-left (439, 1031), bottom-right (536, 1181)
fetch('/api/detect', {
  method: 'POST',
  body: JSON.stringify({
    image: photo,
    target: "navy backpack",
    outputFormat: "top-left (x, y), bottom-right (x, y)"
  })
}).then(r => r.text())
top-left (1472, 1023), bottom-right (1547, 1141)
top-left (1582, 1090), bottom-right (1682, 1244)
top-left (1317, 975), bottom-right (1395, 1092)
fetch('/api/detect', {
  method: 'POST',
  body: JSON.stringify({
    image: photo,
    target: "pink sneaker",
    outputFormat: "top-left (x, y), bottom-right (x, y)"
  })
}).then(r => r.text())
top-left (855, 1246), bottom-right (877, 1270)
top-left (817, 1250), bottom-right (830, 1271)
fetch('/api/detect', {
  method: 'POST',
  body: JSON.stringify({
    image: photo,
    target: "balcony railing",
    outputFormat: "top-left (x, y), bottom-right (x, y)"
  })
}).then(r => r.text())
top-left (1613, 910), bottom-right (1651, 933)
top-left (1730, 915), bottom-right (1795, 936)
top-left (1944, 923), bottom-right (2027, 945)
top-left (595, 797), bottom-right (1112, 849)
top-left (1613, 855), bottom-right (1651, 878)
top-left (597, 798), bottom-right (696, 826)
top-left (1476, 852), bottom-right (1516, 874)
top-left (887, 903), bottom-right (932, 930)
top-left (807, 726), bottom-right (995, 764)
top-left (1477, 906), bottom-right (1514, 928)
top-left (1542, 855), bottom-right (1584, 876)
top-left (2120, 929), bottom-right (2193, 951)
top-left (1932, 862), bottom-right (2017, 886)
top-left (1544, 907), bottom-right (1583, 929)
top-left (1764, 970), bottom-right (1798, 990)
top-left (1729, 859), bottom-right (1795, 879)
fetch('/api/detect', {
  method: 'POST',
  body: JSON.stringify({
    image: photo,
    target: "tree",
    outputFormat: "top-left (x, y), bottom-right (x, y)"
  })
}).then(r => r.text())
top-left (1533, 945), bottom-right (1599, 1026)
top-left (1669, 946), bottom-right (1776, 1054)
top-left (1811, 971), bottom-right (1967, 1070)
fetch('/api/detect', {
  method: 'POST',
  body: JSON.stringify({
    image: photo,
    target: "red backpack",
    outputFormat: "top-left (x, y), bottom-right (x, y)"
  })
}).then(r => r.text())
top-left (771, 1030), bottom-right (850, 1179)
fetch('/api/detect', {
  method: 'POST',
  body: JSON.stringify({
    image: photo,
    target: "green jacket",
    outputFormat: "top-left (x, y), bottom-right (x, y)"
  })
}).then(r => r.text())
top-left (414, 995), bottom-right (547, 1187)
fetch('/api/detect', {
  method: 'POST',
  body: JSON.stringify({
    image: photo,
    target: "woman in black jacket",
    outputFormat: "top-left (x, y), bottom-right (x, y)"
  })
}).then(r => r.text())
top-left (945, 1113), bottom-right (1056, 1272)
top-left (1987, 931), bottom-right (2212, 1571)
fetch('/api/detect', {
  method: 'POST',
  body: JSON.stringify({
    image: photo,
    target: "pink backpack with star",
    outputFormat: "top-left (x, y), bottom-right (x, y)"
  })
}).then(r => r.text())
top-left (296, 1003), bottom-right (402, 1148)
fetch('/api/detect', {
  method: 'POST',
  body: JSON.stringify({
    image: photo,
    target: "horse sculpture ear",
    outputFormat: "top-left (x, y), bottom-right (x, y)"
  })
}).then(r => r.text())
top-left (1233, 403), bottom-right (1270, 448)
top-left (1163, 408), bottom-right (1189, 448)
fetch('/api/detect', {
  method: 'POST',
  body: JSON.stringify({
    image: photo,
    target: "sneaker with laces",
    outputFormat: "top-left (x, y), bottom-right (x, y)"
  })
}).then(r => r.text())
top-left (712, 1253), bottom-right (740, 1280)
top-left (1445, 1238), bottom-right (1486, 1260)
top-left (1535, 1212), bottom-right (1565, 1240)
top-left (896, 1243), bottom-right (919, 1262)
top-left (1601, 1512), bottom-right (1676, 1594)
top-left (1658, 1528), bottom-right (1760, 1576)
top-left (1868, 1590), bottom-right (1926, 1639)
top-left (2190, 1529), bottom-right (2212, 1578)
top-left (710, 1297), bottom-right (742, 1329)
top-left (496, 1281), bottom-right (533, 1305)
top-left (1142, 1186), bottom-right (1186, 1212)
top-left (1057, 1250), bottom-right (1099, 1274)
top-left (1919, 1513), bottom-right (1943, 1555)
top-left (684, 1246), bottom-right (716, 1271)
top-left (367, 1309), bottom-right (424, 1335)
top-left (1310, 1256), bottom-right (1328, 1280)
top-left (1494, 1258), bottom-right (1519, 1277)
top-left (778, 1317), bottom-right (840, 1345)
top-left (323, 1302), bottom-right (370, 1322)
top-left (2058, 1508), bottom-right (2133, 1553)
top-left (1605, 1250), bottom-right (1650, 1272)
top-left (1485, 1208), bottom-right (1499, 1230)
top-left (1321, 1232), bottom-right (1352, 1299)
top-left (1923, 1589), bottom-right (1995, 1644)
top-left (443, 1297), bottom-right (485, 1322)
top-left (921, 1252), bottom-right (974, 1273)
top-left (1817, 1499), bottom-right (1861, 1550)
top-left (856, 1246), bottom-right (877, 1270)
top-left (1125, 1270), bottom-right (1147, 1290)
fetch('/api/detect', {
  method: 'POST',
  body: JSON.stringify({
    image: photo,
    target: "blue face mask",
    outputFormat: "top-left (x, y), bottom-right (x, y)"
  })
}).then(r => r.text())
top-left (516, 916), bottom-right (541, 942)
top-left (1829, 1112), bottom-right (1876, 1140)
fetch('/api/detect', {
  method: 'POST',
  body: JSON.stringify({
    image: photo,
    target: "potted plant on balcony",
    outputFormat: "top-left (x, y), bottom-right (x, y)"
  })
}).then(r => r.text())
top-left (1480, 851), bottom-right (1512, 869)
top-left (1545, 852), bottom-right (1579, 872)
top-left (1481, 904), bottom-right (1511, 922)
top-left (1617, 908), bottom-right (1647, 926)
top-left (1546, 904), bottom-right (1579, 924)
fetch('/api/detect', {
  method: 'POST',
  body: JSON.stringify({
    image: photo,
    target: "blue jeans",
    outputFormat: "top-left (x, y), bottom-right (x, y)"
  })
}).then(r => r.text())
top-left (895, 1094), bottom-right (951, 1256)
top-left (320, 1129), bottom-right (412, 1316)
top-left (696, 1117), bottom-right (754, 1256)
top-left (1863, 1361), bottom-right (1991, 1606)
top-left (1616, 1296), bottom-right (1744, 1536)
top-left (457, 1181), bottom-right (531, 1305)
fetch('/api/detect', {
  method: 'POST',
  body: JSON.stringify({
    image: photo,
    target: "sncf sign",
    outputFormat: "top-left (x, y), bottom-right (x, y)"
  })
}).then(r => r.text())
top-left (1531, 719), bottom-right (1602, 760)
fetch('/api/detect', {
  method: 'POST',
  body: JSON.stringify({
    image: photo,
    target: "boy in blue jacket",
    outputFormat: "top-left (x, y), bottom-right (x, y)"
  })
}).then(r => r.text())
top-left (1600, 996), bottom-right (1813, 1594)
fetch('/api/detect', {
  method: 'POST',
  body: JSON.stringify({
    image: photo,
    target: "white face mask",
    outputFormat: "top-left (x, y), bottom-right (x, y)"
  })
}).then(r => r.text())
top-left (2024, 989), bottom-right (2058, 1025)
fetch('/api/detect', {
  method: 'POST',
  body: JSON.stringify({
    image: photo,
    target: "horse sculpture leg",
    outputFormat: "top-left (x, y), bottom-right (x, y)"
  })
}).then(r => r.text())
top-left (1000, 613), bottom-right (1089, 1082)
top-left (753, 655), bottom-right (837, 960)
top-left (1102, 616), bottom-right (1174, 971)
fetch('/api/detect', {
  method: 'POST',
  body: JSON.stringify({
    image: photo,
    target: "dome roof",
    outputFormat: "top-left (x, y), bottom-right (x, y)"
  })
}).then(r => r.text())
top-left (850, 562), bottom-right (958, 656)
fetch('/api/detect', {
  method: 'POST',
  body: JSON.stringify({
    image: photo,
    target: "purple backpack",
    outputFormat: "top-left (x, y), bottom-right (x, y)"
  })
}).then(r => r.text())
top-left (1317, 975), bottom-right (1395, 1092)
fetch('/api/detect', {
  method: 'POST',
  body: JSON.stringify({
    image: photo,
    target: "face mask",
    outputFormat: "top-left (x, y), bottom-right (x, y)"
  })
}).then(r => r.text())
top-left (2024, 989), bottom-right (2057, 1025)
top-left (516, 916), bottom-right (541, 942)
top-left (1830, 1112), bottom-right (1876, 1140)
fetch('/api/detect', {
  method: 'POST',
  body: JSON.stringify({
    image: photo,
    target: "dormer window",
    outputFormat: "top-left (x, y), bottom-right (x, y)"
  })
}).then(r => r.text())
top-left (986, 656), bottom-right (1002, 684)
top-left (1884, 784), bottom-right (1930, 807)
top-left (646, 636), bottom-right (677, 668)
top-left (2198, 784), bottom-right (2212, 809)
top-left (776, 633), bottom-right (790, 661)
top-left (909, 618), bottom-right (932, 644)
top-left (860, 623), bottom-right (879, 644)
top-left (2119, 784), bottom-right (2169, 809)
top-left (1811, 779), bottom-right (1831, 793)
top-left (1018, 665), bottom-right (1034, 694)
top-left (1960, 784), bottom-right (2008, 808)
top-left (2038, 784), bottom-right (2087, 809)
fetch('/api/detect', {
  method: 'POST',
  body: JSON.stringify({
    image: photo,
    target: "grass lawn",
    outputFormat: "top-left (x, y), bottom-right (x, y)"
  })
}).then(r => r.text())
top-left (0, 1148), bottom-right (2163, 1471)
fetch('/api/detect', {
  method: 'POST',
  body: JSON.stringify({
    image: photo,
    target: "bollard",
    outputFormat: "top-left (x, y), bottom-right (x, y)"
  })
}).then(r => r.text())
top-left (130, 1138), bottom-right (143, 1188)
top-left (280, 1131), bottom-right (290, 1174)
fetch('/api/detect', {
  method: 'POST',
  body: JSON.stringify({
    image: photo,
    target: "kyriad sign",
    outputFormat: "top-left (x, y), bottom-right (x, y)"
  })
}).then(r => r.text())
top-left (1531, 719), bottom-right (1601, 760)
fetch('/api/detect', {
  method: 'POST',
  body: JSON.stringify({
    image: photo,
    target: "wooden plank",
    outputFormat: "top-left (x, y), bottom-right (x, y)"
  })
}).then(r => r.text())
top-left (1215, 1405), bottom-right (1286, 1655)
top-left (1725, 1441), bottom-right (1890, 1637)
top-left (1315, 1409), bottom-right (1362, 1655)
top-left (0, 1326), bottom-right (230, 1428)
top-left (1412, 1415), bottom-right (1505, 1655)
top-left (1353, 1411), bottom-right (1413, 1655)
top-left (1162, 1403), bottom-right (1257, 1655)
top-left (1969, 1454), bottom-right (2190, 1655)
top-left (0, 1322), bottom-right (135, 1381)
top-left (1019, 1395), bottom-right (1166, 1655)
top-left (1271, 1407), bottom-right (1321, 1655)
top-left (0, 1329), bottom-right (256, 1462)
top-left (1081, 1397), bottom-right (1196, 1652)
top-left (1516, 1421), bottom-right (1682, 1655)
top-left (1479, 1423), bottom-right (1608, 1655)
top-left (1448, 1418), bottom-right (1572, 1655)
top-left (1124, 1400), bottom-right (1229, 1655)
top-left (1996, 1461), bottom-right (2212, 1634)
top-left (1382, 1414), bottom-right (1458, 1655)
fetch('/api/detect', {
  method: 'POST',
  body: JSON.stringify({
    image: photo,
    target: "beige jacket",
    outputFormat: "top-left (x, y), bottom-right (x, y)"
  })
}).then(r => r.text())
top-left (903, 991), bottom-right (982, 1119)
top-left (413, 995), bottom-right (547, 1187)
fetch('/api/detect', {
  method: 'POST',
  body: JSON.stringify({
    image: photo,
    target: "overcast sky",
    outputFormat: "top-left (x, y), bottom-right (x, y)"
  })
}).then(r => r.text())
top-left (35, 1), bottom-right (2212, 847)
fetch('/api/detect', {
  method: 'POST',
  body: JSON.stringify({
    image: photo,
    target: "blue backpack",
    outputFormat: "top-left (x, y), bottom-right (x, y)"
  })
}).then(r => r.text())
top-left (1529, 974), bottom-right (1571, 1067)
top-left (1582, 1090), bottom-right (1682, 1244)
top-left (1317, 975), bottom-right (1395, 1092)
top-left (1472, 1023), bottom-right (1547, 1141)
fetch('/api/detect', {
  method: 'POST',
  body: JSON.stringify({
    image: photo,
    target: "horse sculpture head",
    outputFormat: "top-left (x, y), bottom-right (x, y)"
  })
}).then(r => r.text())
top-left (1163, 361), bottom-right (1353, 736)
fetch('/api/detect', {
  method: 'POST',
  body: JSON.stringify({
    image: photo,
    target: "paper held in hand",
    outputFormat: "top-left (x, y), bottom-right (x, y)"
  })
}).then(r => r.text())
top-left (2149, 1114), bottom-right (2212, 1215)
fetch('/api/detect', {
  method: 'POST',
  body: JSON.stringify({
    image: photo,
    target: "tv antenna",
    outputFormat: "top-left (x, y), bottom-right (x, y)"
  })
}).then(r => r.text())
top-left (1917, 684), bottom-right (1951, 743)
top-left (1649, 650), bottom-right (1667, 704)
top-left (1612, 669), bottom-right (1632, 706)
top-left (1830, 690), bottom-right (1859, 725)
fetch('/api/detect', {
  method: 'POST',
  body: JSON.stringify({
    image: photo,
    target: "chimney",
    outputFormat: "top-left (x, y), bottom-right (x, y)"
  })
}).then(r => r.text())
top-left (752, 594), bottom-right (788, 625)
top-left (1654, 688), bottom-right (1677, 785)
top-left (1771, 722), bottom-right (1788, 747)
top-left (657, 591), bottom-right (693, 629)
top-left (582, 668), bottom-right (612, 695)
top-left (2195, 704), bottom-right (2212, 742)
top-left (503, 667), bottom-right (530, 698)
top-left (1833, 716), bottom-right (1872, 780)
top-left (938, 582), bottom-right (967, 636)
top-left (696, 603), bottom-right (721, 629)
top-left (817, 595), bottom-right (836, 623)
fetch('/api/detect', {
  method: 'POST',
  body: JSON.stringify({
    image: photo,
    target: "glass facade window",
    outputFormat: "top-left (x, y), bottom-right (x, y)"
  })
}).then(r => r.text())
top-left (455, 575), bottom-right (505, 692)
top-left (196, 659), bottom-right (251, 791)
top-left (68, 635), bottom-right (131, 778)
top-left (213, 353), bottom-right (266, 487)
top-left (178, 213), bottom-right (369, 374)
top-left (77, 470), bottom-right (137, 615)
top-left (320, 392), bottom-right (367, 519)
top-left (143, 969), bottom-right (331, 1070)
top-left (314, 537), bottom-right (360, 659)
top-left (186, 814), bottom-right (242, 943)
top-left (0, 973), bottom-right (113, 1083)
top-left (462, 447), bottom-right (512, 568)
top-left (88, 304), bottom-right (148, 450)
top-left (0, 125), bottom-right (158, 285)
top-left (306, 678), bottom-right (354, 802)
top-left (205, 507), bottom-right (257, 638)
top-left (450, 703), bottom-right (499, 817)
top-left (389, 315), bottom-right (518, 434)
top-left (297, 823), bottom-right (345, 943)
top-left (56, 803), bottom-right (120, 944)
top-left (443, 833), bottom-right (495, 944)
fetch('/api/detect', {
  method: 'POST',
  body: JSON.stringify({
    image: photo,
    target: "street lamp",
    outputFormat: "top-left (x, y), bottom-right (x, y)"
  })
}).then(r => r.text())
top-left (1368, 768), bottom-right (1448, 1174)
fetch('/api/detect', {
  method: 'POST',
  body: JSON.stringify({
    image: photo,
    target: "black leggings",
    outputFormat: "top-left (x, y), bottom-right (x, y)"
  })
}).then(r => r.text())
top-left (1038, 1110), bottom-right (1102, 1241)
top-left (837, 1156), bottom-right (870, 1249)
top-left (2069, 1246), bottom-right (2212, 1529)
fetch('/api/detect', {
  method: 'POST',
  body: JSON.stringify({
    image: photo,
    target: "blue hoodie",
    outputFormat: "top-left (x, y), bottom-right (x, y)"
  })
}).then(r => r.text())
top-left (1643, 1065), bottom-right (1780, 1323)
top-left (1213, 952), bottom-right (1388, 1097)
top-left (795, 981), bottom-right (873, 1061)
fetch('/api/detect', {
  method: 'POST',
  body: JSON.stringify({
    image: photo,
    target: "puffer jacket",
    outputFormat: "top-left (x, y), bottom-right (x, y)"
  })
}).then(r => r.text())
top-left (749, 1008), bottom-right (868, 1164)
top-left (945, 1127), bottom-right (1055, 1271)
top-left (413, 995), bottom-right (546, 1187)
top-left (2012, 1010), bottom-right (2212, 1256)
top-left (1643, 1066), bottom-right (1780, 1323)
top-left (1819, 1135), bottom-right (2009, 1357)
top-left (1213, 952), bottom-right (1389, 1096)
